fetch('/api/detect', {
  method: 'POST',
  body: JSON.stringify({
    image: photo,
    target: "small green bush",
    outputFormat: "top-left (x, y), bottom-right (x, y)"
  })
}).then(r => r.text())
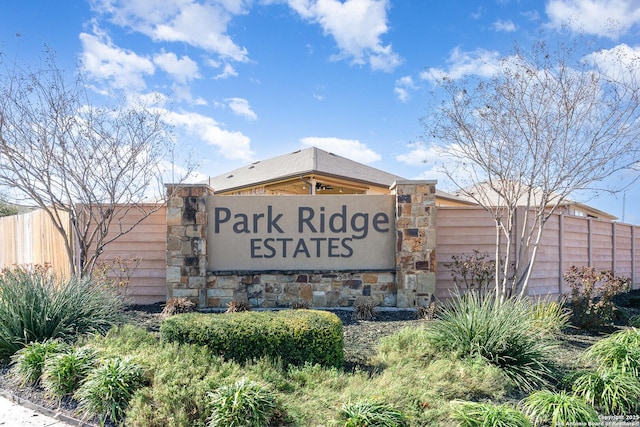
top-left (42, 347), bottom-right (97, 399)
top-left (339, 399), bottom-right (408, 427)
top-left (572, 369), bottom-right (640, 415)
top-left (424, 291), bottom-right (556, 391)
top-left (207, 377), bottom-right (276, 427)
top-left (451, 401), bottom-right (531, 427)
top-left (160, 309), bottom-right (344, 368)
top-left (0, 266), bottom-right (124, 360)
top-left (75, 356), bottom-right (144, 426)
top-left (10, 340), bottom-right (65, 385)
top-left (521, 390), bottom-right (599, 426)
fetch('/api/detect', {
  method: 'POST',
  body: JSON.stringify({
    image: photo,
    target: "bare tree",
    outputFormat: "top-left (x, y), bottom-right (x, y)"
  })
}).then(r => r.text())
top-left (0, 50), bottom-right (192, 276)
top-left (423, 39), bottom-right (640, 302)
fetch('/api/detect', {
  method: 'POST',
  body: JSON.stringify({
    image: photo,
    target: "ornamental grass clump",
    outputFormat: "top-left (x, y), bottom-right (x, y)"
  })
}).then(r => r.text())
top-left (10, 340), bottom-right (65, 385)
top-left (451, 401), bottom-right (531, 427)
top-left (75, 356), bottom-right (144, 426)
top-left (0, 266), bottom-right (124, 360)
top-left (521, 390), bottom-right (599, 426)
top-left (582, 327), bottom-right (640, 376)
top-left (571, 369), bottom-right (640, 415)
top-left (42, 347), bottom-right (97, 399)
top-left (339, 399), bottom-right (408, 427)
top-left (424, 291), bottom-right (557, 391)
top-left (207, 377), bottom-right (276, 427)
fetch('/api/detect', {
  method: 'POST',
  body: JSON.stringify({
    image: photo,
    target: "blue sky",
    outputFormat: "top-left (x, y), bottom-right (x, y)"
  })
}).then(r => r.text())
top-left (1, 0), bottom-right (639, 223)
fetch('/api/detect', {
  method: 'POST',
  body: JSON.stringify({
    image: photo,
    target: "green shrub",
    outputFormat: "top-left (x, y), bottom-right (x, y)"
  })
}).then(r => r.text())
top-left (339, 399), bottom-right (408, 427)
top-left (207, 377), bottom-right (276, 427)
top-left (0, 266), bottom-right (124, 360)
top-left (572, 369), bottom-right (640, 415)
top-left (564, 265), bottom-right (630, 331)
top-left (451, 401), bottom-right (531, 427)
top-left (424, 291), bottom-right (556, 391)
top-left (10, 340), bottom-right (65, 385)
top-left (75, 356), bottom-right (144, 426)
top-left (42, 347), bottom-right (97, 399)
top-left (521, 390), bottom-right (599, 426)
top-left (582, 327), bottom-right (640, 376)
top-left (160, 309), bottom-right (344, 368)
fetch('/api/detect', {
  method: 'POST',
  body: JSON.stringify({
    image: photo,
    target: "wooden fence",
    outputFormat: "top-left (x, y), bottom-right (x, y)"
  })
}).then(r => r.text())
top-left (2, 204), bottom-right (639, 305)
top-left (0, 209), bottom-right (72, 278)
top-left (0, 206), bottom-right (166, 305)
top-left (436, 206), bottom-right (640, 299)
top-left (95, 206), bottom-right (166, 305)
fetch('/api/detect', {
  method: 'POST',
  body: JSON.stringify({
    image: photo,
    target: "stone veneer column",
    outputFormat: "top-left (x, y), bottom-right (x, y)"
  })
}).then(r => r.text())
top-left (390, 180), bottom-right (437, 308)
top-left (165, 184), bottom-right (214, 307)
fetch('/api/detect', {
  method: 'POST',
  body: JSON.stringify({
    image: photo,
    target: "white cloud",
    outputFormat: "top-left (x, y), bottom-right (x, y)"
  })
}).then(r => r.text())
top-left (214, 63), bottom-right (239, 79)
top-left (287, 0), bottom-right (402, 72)
top-left (300, 137), bottom-right (381, 163)
top-left (521, 10), bottom-right (540, 21)
top-left (394, 75), bottom-right (417, 103)
top-left (492, 19), bottom-right (517, 32)
top-left (420, 47), bottom-right (501, 83)
top-left (90, 0), bottom-right (250, 61)
top-left (79, 31), bottom-right (155, 90)
top-left (395, 143), bottom-right (461, 191)
top-left (226, 97), bottom-right (257, 120)
top-left (546, 0), bottom-right (640, 39)
top-left (164, 110), bottom-right (254, 161)
top-left (153, 51), bottom-right (200, 83)
top-left (583, 43), bottom-right (640, 84)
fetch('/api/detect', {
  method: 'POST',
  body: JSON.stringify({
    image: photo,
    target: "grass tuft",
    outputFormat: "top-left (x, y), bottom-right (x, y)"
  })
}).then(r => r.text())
top-left (571, 369), bottom-right (640, 415)
top-left (42, 347), bottom-right (97, 399)
top-left (582, 327), bottom-right (640, 376)
top-left (10, 340), bottom-right (65, 385)
top-left (0, 266), bottom-right (124, 360)
top-left (207, 377), bottom-right (276, 427)
top-left (75, 356), bottom-right (144, 425)
top-left (521, 390), bottom-right (599, 426)
top-left (424, 291), bottom-right (557, 391)
top-left (451, 401), bottom-right (531, 427)
top-left (339, 399), bottom-right (408, 427)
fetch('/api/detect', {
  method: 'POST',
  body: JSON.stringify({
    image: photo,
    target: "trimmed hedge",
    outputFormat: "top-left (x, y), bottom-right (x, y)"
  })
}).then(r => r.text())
top-left (160, 309), bottom-right (344, 368)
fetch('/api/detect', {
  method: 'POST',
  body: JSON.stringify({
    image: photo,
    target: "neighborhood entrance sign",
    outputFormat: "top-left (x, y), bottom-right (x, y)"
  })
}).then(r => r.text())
top-left (207, 195), bottom-right (396, 271)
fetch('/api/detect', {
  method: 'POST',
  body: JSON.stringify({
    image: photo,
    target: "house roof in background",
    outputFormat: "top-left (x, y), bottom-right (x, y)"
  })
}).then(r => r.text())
top-left (454, 180), bottom-right (617, 220)
top-left (206, 147), bottom-right (406, 192)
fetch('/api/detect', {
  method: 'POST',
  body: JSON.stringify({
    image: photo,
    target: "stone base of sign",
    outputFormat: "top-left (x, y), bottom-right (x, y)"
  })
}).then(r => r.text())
top-left (189, 272), bottom-right (396, 308)
top-left (166, 180), bottom-right (437, 309)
